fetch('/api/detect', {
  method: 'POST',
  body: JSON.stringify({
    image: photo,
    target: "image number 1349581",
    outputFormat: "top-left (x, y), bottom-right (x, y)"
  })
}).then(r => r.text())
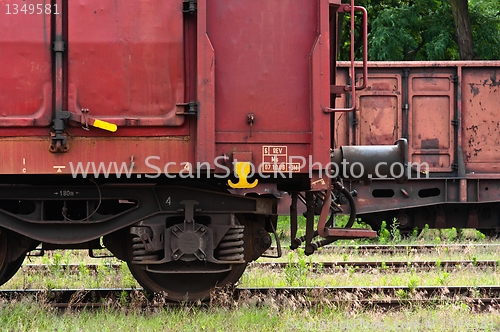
top-left (5, 3), bottom-right (59, 15)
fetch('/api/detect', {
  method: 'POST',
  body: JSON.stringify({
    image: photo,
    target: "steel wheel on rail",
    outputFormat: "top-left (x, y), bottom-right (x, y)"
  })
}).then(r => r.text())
top-left (0, 254), bottom-right (25, 285)
top-left (127, 259), bottom-right (247, 302)
top-left (0, 230), bottom-right (26, 286)
top-left (125, 213), bottom-right (249, 302)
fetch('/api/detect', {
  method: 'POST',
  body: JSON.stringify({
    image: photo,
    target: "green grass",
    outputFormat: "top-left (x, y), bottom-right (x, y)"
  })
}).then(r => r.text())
top-left (5, 240), bottom-right (500, 290)
top-left (0, 217), bottom-right (497, 331)
top-left (1, 233), bottom-right (499, 331)
top-left (240, 266), bottom-right (500, 288)
top-left (275, 215), bottom-right (500, 247)
top-left (258, 241), bottom-right (500, 263)
top-left (0, 299), bottom-right (498, 331)
top-left (6, 258), bottom-right (499, 290)
top-left (2, 261), bottom-right (138, 290)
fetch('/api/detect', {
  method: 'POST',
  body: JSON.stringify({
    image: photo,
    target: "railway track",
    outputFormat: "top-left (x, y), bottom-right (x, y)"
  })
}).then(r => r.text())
top-left (265, 243), bottom-right (500, 255)
top-left (0, 286), bottom-right (498, 309)
top-left (250, 260), bottom-right (500, 272)
top-left (25, 243), bottom-right (500, 261)
top-left (19, 259), bottom-right (500, 274)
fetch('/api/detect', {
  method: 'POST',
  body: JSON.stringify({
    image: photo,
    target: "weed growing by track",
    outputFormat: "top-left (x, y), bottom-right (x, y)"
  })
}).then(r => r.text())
top-left (5, 244), bottom-right (500, 290)
top-left (0, 292), bottom-right (499, 331)
top-left (284, 249), bottom-right (312, 286)
top-left (4, 259), bottom-right (139, 290)
top-left (275, 215), bottom-right (500, 247)
top-left (240, 263), bottom-right (500, 288)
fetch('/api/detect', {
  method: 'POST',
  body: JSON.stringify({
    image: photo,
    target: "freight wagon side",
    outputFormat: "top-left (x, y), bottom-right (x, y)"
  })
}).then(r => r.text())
top-left (336, 61), bottom-right (500, 235)
top-left (0, 0), bottom-right (405, 301)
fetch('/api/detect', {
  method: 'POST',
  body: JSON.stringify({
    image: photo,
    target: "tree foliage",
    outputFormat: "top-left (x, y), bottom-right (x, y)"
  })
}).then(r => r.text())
top-left (469, 0), bottom-right (500, 60)
top-left (339, 0), bottom-right (500, 61)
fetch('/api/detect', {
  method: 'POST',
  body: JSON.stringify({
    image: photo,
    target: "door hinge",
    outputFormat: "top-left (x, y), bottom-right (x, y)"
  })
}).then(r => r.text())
top-left (49, 110), bottom-right (71, 153)
top-left (176, 102), bottom-right (198, 115)
top-left (183, 0), bottom-right (197, 14)
top-left (50, 109), bottom-right (118, 153)
top-left (53, 41), bottom-right (65, 53)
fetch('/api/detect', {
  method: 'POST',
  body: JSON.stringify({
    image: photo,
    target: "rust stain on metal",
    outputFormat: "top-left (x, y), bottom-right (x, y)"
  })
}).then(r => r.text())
top-left (469, 84), bottom-right (480, 96)
top-left (483, 71), bottom-right (500, 87)
top-left (421, 138), bottom-right (439, 150)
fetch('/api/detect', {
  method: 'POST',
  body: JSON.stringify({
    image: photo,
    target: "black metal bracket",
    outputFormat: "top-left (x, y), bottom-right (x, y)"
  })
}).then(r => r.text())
top-left (50, 110), bottom-right (71, 153)
top-left (176, 101), bottom-right (198, 115)
top-left (402, 68), bottom-right (410, 139)
top-left (304, 192), bottom-right (316, 256)
top-left (53, 41), bottom-right (65, 53)
top-left (183, 0), bottom-right (197, 14)
top-left (260, 220), bottom-right (282, 259)
top-left (289, 192), bottom-right (299, 250)
top-left (181, 200), bottom-right (199, 231)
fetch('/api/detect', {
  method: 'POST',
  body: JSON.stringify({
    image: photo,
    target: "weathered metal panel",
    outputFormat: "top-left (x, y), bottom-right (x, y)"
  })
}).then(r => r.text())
top-left (336, 61), bottom-right (500, 177)
top-left (209, 0), bottom-right (315, 134)
top-left (338, 64), bottom-right (456, 172)
top-left (356, 73), bottom-right (402, 145)
top-left (1, 0), bottom-right (335, 176)
top-left (334, 69), bottom-right (402, 148)
top-left (333, 70), bottom-right (351, 147)
top-left (0, 136), bottom-right (194, 175)
top-left (0, 4), bottom-right (53, 127)
top-left (335, 61), bottom-right (500, 223)
top-left (67, 0), bottom-right (187, 130)
top-left (408, 72), bottom-right (455, 171)
top-left (205, 0), bottom-right (331, 171)
top-left (462, 67), bottom-right (500, 173)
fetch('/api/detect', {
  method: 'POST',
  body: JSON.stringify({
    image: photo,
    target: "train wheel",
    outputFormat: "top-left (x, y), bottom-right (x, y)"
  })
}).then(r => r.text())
top-left (0, 231), bottom-right (26, 285)
top-left (0, 254), bottom-right (25, 285)
top-left (126, 213), bottom-right (250, 302)
top-left (127, 259), bottom-right (247, 302)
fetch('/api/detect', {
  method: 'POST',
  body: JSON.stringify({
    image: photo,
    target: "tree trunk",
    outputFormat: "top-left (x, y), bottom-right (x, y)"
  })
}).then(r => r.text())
top-left (448, 0), bottom-right (475, 60)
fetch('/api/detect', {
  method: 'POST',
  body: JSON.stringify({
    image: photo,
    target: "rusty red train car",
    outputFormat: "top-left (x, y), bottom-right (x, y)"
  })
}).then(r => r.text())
top-left (335, 61), bottom-right (500, 235)
top-left (0, 0), bottom-right (408, 300)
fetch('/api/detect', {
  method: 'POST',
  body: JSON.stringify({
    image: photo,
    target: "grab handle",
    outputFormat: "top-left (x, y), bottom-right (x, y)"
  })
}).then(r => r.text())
top-left (325, 1), bottom-right (368, 113)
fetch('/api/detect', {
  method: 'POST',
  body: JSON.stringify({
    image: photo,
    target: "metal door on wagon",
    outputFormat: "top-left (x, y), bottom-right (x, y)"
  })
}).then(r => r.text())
top-left (67, 0), bottom-right (188, 136)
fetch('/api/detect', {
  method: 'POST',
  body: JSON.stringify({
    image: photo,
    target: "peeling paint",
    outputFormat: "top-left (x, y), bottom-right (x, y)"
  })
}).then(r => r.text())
top-left (490, 71), bottom-right (500, 87)
top-left (469, 83), bottom-right (479, 96)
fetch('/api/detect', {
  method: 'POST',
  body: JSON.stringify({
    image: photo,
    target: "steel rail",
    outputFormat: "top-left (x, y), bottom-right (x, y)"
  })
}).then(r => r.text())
top-left (0, 286), bottom-right (498, 309)
top-left (249, 260), bottom-right (500, 271)
top-left (18, 259), bottom-right (500, 274)
top-left (265, 243), bottom-right (500, 254)
top-left (25, 243), bottom-right (500, 261)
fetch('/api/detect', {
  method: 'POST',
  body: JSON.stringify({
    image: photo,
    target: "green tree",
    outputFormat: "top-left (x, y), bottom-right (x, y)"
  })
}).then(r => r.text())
top-left (368, 0), bottom-right (457, 60)
top-left (449, 0), bottom-right (475, 59)
top-left (338, 0), bottom-right (500, 61)
top-left (469, 0), bottom-right (500, 60)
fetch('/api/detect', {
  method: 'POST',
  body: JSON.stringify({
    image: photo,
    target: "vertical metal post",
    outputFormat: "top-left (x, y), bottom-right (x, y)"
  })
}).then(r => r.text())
top-left (304, 192), bottom-right (316, 255)
top-left (402, 68), bottom-right (409, 140)
top-left (289, 192), bottom-right (299, 249)
top-left (53, 0), bottom-right (63, 118)
top-left (50, 0), bottom-right (68, 152)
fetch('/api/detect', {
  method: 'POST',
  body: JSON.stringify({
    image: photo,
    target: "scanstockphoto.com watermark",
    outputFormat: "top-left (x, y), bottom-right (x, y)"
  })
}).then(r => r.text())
top-left (67, 156), bottom-right (430, 180)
